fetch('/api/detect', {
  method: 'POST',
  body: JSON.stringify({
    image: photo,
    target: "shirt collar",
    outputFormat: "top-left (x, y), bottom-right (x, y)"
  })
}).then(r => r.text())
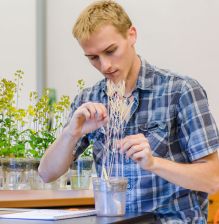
top-left (136, 56), bottom-right (154, 91)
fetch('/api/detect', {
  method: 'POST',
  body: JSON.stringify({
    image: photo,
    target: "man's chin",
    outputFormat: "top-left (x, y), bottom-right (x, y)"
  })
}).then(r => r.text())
top-left (107, 77), bottom-right (125, 84)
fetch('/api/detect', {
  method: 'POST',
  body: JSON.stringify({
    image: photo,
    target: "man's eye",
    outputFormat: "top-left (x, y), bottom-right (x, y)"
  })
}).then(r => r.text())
top-left (89, 56), bottom-right (98, 61)
top-left (106, 48), bottom-right (116, 55)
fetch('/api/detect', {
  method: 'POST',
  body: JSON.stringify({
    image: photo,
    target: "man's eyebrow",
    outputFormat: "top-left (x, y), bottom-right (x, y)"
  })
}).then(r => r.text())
top-left (85, 44), bottom-right (116, 57)
top-left (85, 53), bottom-right (96, 57)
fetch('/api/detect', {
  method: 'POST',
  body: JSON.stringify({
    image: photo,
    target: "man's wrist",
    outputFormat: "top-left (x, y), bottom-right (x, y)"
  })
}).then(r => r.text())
top-left (147, 156), bottom-right (159, 173)
top-left (62, 125), bottom-right (81, 143)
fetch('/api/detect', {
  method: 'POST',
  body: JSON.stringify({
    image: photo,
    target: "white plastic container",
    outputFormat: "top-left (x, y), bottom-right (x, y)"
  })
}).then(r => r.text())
top-left (92, 177), bottom-right (128, 216)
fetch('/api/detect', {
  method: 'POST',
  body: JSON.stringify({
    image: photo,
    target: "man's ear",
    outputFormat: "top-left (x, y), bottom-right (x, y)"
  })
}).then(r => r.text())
top-left (128, 26), bottom-right (137, 46)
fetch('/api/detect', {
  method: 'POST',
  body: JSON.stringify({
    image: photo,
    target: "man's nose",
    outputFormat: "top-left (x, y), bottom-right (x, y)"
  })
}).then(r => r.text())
top-left (100, 57), bottom-right (112, 73)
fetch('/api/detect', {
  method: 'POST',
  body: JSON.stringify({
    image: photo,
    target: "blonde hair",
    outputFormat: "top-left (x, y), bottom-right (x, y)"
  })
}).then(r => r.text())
top-left (72, 0), bottom-right (132, 41)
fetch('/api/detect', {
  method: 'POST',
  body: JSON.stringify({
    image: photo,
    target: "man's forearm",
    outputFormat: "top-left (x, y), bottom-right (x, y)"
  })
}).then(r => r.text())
top-left (38, 126), bottom-right (80, 183)
top-left (149, 152), bottom-right (219, 194)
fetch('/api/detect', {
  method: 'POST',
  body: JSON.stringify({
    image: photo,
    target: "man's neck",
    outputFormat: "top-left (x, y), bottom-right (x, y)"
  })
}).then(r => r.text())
top-left (124, 55), bottom-right (141, 97)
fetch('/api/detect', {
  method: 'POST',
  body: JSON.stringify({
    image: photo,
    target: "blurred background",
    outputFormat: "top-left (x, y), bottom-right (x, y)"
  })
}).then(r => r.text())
top-left (0, 0), bottom-right (219, 125)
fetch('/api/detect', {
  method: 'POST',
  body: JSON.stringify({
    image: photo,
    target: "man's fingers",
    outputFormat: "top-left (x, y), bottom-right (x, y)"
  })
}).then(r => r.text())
top-left (96, 116), bottom-right (108, 128)
top-left (83, 103), bottom-right (98, 119)
top-left (94, 103), bottom-right (107, 120)
top-left (125, 145), bottom-right (142, 158)
top-left (77, 102), bottom-right (107, 120)
top-left (81, 107), bottom-right (91, 120)
top-left (119, 134), bottom-right (148, 153)
top-left (132, 151), bottom-right (146, 162)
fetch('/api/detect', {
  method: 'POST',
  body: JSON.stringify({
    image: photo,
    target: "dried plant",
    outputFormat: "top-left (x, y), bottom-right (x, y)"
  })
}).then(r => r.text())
top-left (101, 80), bottom-right (134, 179)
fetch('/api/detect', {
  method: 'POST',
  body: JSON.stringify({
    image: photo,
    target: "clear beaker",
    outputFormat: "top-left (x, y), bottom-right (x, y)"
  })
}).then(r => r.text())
top-left (1, 158), bottom-right (32, 190)
top-left (70, 158), bottom-right (93, 190)
top-left (92, 177), bottom-right (128, 216)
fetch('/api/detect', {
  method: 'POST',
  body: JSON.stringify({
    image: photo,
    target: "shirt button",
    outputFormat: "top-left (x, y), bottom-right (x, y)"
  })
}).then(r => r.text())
top-left (127, 184), bottom-right (130, 189)
top-left (186, 217), bottom-right (191, 222)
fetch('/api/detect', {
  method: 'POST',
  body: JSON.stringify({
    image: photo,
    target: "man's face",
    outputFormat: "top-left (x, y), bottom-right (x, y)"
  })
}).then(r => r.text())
top-left (79, 25), bottom-right (137, 84)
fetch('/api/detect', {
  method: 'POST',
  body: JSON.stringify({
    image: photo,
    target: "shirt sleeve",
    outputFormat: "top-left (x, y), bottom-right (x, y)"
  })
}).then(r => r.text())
top-left (177, 79), bottom-right (219, 161)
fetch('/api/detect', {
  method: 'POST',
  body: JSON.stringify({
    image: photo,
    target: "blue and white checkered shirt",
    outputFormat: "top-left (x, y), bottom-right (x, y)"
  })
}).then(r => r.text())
top-left (69, 56), bottom-right (219, 223)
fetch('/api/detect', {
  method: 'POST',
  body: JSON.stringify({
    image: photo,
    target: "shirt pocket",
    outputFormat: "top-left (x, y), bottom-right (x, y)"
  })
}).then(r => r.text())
top-left (139, 121), bottom-right (169, 158)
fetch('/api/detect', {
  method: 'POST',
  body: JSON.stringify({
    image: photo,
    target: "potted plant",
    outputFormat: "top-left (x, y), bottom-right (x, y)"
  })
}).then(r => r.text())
top-left (0, 70), bottom-right (71, 189)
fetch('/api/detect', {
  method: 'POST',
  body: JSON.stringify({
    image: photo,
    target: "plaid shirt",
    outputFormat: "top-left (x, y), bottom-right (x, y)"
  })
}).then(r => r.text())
top-left (69, 56), bottom-right (219, 223)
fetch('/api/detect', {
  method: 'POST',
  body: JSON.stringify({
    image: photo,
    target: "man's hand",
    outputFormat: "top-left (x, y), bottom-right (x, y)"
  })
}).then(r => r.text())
top-left (118, 133), bottom-right (155, 170)
top-left (69, 102), bottom-right (108, 138)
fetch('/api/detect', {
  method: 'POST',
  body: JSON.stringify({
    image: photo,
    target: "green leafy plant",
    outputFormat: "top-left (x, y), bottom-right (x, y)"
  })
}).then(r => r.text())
top-left (0, 70), bottom-right (71, 158)
top-left (0, 70), bottom-right (27, 157)
top-left (80, 140), bottom-right (94, 158)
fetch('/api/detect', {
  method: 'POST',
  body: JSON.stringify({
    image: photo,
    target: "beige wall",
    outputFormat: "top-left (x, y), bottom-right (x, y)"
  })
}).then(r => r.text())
top-left (46, 0), bottom-right (219, 125)
top-left (0, 0), bottom-right (218, 125)
top-left (0, 0), bottom-right (37, 108)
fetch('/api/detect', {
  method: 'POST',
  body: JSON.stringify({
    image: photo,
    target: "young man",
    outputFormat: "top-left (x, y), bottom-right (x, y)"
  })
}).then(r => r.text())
top-left (39, 1), bottom-right (219, 223)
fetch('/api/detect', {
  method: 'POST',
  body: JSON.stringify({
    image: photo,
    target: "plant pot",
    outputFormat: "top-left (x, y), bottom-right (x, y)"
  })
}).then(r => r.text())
top-left (0, 157), bottom-right (69, 190)
top-left (30, 159), bottom-right (64, 190)
top-left (0, 162), bottom-right (3, 189)
top-left (70, 157), bottom-right (93, 190)
top-left (0, 158), bottom-right (33, 190)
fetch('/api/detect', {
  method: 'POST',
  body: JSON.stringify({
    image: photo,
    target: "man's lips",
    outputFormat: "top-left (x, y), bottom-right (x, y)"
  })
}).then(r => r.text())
top-left (104, 70), bottom-right (118, 76)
